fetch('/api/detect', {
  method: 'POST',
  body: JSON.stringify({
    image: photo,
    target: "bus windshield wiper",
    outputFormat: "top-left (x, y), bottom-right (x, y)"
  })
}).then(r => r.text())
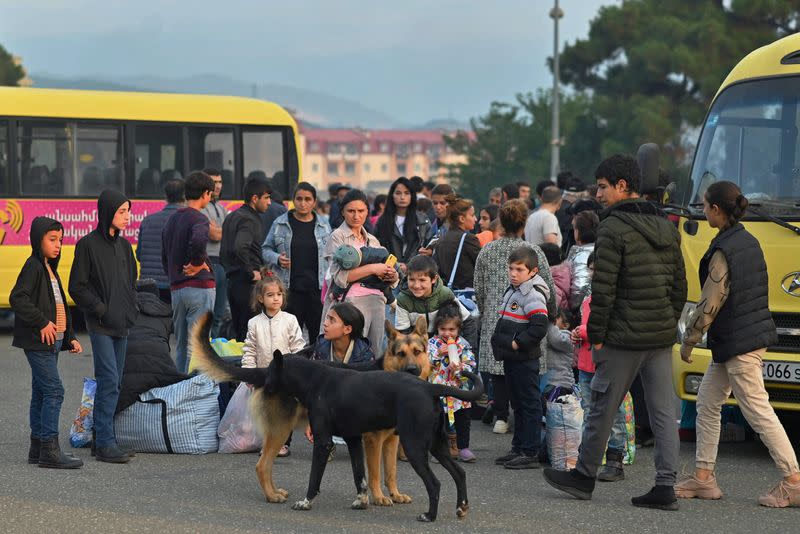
top-left (748, 204), bottom-right (800, 236)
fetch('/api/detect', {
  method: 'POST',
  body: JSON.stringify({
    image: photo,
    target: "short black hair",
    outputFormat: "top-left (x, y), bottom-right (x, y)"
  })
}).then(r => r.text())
top-left (595, 154), bottom-right (640, 193)
top-left (406, 254), bottom-right (438, 278)
top-left (202, 167), bottom-right (221, 177)
top-left (431, 183), bottom-right (454, 197)
top-left (409, 175), bottom-right (424, 193)
top-left (339, 189), bottom-right (369, 213)
top-left (539, 242), bottom-right (562, 267)
top-left (293, 182), bottom-right (317, 200)
top-left (423, 181), bottom-right (436, 191)
top-left (433, 300), bottom-right (463, 332)
top-left (508, 246), bottom-right (538, 271)
top-left (184, 171), bottom-right (215, 201)
top-left (515, 180), bottom-right (530, 190)
top-left (536, 180), bottom-right (553, 197)
top-left (243, 178), bottom-right (272, 203)
top-left (163, 178), bottom-right (185, 204)
top-left (501, 183), bottom-right (519, 200)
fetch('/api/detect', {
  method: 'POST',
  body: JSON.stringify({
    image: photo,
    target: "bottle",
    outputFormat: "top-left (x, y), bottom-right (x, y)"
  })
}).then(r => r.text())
top-left (447, 337), bottom-right (459, 365)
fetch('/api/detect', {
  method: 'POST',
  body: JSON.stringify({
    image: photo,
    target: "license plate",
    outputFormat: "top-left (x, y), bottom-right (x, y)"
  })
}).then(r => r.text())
top-left (762, 361), bottom-right (800, 384)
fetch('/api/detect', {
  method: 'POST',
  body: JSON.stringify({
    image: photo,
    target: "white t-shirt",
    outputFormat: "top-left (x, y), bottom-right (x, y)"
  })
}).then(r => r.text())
top-left (395, 215), bottom-right (406, 236)
top-left (524, 208), bottom-right (562, 247)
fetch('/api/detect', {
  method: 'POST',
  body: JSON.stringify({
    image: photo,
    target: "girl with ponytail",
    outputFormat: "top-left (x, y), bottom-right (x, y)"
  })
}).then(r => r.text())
top-left (677, 180), bottom-right (800, 507)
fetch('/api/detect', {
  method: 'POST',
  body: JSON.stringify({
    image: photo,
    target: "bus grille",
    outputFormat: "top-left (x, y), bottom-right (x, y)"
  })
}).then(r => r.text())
top-left (765, 387), bottom-right (800, 404)
top-left (771, 313), bottom-right (800, 353)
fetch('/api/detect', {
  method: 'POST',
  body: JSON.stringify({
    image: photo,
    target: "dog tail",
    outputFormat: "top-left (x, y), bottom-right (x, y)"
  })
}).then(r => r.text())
top-left (426, 370), bottom-right (484, 402)
top-left (190, 312), bottom-right (266, 386)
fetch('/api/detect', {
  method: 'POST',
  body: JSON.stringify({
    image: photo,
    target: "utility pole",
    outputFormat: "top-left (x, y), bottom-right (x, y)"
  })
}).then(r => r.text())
top-left (549, 0), bottom-right (563, 182)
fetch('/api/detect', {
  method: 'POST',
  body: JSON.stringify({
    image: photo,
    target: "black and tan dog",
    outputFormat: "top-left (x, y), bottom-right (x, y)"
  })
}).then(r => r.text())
top-left (191, 313), bottom-right (482, 522)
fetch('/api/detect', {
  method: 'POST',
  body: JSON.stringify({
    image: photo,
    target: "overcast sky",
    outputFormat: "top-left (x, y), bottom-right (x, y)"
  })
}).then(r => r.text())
top-left (1, 0), bottom-right (615, 123)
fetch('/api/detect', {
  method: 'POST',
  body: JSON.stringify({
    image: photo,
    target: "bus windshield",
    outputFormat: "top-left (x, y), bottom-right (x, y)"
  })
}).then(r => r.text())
top-left (688, 76), bottom-right (800, 218)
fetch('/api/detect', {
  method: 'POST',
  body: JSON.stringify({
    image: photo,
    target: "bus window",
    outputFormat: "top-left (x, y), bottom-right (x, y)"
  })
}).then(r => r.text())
top-left (243, 128), bottom-right (285, 193)
top-left (76, 124), bottom-right (124, 195)
top-left (188, 126), bottom-right (235, 187)
top-left (0, 121), bottom-right (7, 195)
top-left (134, 125), bottom-right (184, 197)
top-left (16, 120), bottom-right (124, 197)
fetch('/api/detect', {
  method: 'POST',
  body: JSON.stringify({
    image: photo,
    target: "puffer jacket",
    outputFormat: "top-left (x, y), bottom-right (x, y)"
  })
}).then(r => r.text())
top-left (261, 210), bottom-right (331, 289)
top-left (241, 311), bottom-right (306, 368)
top-left (550, 263), bottom-right (572, 312)
top-left (546, 323), bottom-right (575, 388)
top-left (587, 199), bottom-right (687, 349)
top-left (491, 274), bottom-right (550, 361)
top-left (135, 202), bottom-right (180, 288)
top-left (312, 334), bottom-right (375, 364)
top-left (566, 242), bottom-right (594, 309)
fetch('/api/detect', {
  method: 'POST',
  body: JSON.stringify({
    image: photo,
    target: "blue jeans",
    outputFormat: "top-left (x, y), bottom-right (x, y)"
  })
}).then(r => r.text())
top-left (505, 358), bottom-right (542, 457)
top-left (209, 258), bottom-right (229, 338)
top-left (172, 286), bottom-right (216, 373)
top-left (25, 340), bottom-right (64, 440)
top-left (89, 333), bottom-right (127, 448)
top-left (578, 370), bottom-right (626, 451)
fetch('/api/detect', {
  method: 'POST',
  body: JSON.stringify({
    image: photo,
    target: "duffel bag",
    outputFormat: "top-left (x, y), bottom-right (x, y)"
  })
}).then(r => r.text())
top-left (114, 374), bottom-right (220, 454)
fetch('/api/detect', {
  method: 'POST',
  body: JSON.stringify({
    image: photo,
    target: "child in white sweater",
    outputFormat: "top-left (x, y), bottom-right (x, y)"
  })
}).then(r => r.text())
top-left (242, 272), bottom-right (305, 455)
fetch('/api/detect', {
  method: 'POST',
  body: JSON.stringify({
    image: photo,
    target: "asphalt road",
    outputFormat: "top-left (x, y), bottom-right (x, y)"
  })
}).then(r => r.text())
top-left (1, 332), bottom-right (798, 533)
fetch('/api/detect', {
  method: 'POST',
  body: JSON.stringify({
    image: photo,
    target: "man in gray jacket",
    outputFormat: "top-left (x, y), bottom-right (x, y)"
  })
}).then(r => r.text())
top-left (200, 169), bottom-right (230, 338)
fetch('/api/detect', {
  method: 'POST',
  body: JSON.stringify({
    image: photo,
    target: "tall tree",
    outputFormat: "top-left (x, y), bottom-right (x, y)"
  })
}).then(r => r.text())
top-left (0, 44), bottom-right (25, 86)
top-left (556, 0), bottom-right (797, 168)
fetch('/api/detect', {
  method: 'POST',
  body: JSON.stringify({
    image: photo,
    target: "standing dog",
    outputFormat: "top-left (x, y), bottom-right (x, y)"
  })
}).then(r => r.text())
top-left (191, 313), bottom-right (482, 522)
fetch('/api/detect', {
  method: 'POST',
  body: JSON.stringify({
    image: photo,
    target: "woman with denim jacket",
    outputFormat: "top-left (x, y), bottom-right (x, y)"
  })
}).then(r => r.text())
top-left (262, 183), bottom-right (331, 342)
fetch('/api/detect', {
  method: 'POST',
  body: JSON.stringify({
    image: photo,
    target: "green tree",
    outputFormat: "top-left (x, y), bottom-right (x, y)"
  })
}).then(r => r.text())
top-left (444, 90), bottom-right (603, 201)
top-left (556, 0), bottom-right (798, 170)
top-left (0, 44), bottom-right (25, 86)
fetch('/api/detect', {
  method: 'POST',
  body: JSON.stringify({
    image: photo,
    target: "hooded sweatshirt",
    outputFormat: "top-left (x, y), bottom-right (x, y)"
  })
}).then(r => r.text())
top-left (10, 216), bottom-right (77, 351)
top-left (69, 190), bottom-right (139, 337)
top-left (587, 198), bottom-right (686, 349)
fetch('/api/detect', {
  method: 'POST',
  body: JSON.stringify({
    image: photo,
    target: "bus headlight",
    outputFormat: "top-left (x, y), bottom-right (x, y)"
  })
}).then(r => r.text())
top-left (684, 374), bottom-right (703, 394)
top-left (677, 302), bottom-right (707, 348)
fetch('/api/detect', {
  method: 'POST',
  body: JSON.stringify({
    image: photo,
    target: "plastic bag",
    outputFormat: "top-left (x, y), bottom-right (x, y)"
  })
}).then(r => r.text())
top-left (546, 391), bottom-right (584, 471)
top-left (188, 338), bottom-right (244, 373)
top-left (69, 377), bottom-right (96, 448)
top-left (621, 392), bottom-right (636, 465)
top-left (217, 382), bottom-right (262, 453)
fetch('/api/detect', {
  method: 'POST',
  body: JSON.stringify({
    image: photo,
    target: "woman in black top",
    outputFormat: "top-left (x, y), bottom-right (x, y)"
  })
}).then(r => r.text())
top-left (375, 177), bottom-right (431, 273)
top-left (435, 194), bottom-right (480, 290)
top-left (677, 181), bottom-right (800, 507)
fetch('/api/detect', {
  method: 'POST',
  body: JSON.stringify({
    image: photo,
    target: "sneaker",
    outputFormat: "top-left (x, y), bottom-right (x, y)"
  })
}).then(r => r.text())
top-left (278, 445), bottom-right (290, 457)
top-left (758, 479), bottom-right (800, 508)
top-left (675, 474), bottom-right (723, 500)
top-left (631, 485), bottom-right (679, 511)
top-left (458, 448), bottom-right (476, 463)
top-left (504, 455), bottom-right (539, 470)
top-left (543, 468), bottom-right (596, 500)
top-left (495, 450), bottom-right (520, 465)
top-left (493, 419), bottom-right (509, 434)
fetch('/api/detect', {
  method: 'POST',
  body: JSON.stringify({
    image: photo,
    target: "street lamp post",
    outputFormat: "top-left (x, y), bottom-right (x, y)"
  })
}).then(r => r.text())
top-left (550, 0), bottom-right (564, 182)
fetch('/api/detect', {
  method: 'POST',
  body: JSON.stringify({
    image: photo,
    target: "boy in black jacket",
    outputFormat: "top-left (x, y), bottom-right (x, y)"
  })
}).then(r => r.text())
top-left (11, 217), bottom-right (83, 469)
top-left (69, 190), bottom-right (138, 464)
top-left (491, 246), bottom-right (550, 470)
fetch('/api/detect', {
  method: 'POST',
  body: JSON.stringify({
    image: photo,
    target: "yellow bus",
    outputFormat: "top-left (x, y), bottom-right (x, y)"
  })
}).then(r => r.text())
top-left (0, 87), bottom-right (301, 308)
top-left (672, 33), bottom-right (800, 411)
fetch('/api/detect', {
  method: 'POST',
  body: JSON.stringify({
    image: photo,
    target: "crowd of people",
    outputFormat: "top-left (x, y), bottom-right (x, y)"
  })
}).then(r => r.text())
top-left (9, 155), bottom-right (800, 510)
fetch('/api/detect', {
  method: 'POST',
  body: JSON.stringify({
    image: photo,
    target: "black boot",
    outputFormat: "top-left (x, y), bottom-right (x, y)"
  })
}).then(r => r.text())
top-left (543, 468), bottom-right (596, 500)
top-left (28, 436), bottom-right (41, 464)
top-left (92, 428), bottom-right (134, 458)
top-left (631, 485), bottom-right (679, 511)
top-left (96, 444), bottom-right (132, 464)
top-left (598, 449), bottom-right (625, 482)
top-left (38, 437), bottom-right (83, 469)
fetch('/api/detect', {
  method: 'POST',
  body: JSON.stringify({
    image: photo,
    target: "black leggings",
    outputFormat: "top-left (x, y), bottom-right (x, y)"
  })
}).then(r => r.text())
top-left (453, 408), bottom-right (471, 449)
top-left (490, 374), bottom-right (510, 421)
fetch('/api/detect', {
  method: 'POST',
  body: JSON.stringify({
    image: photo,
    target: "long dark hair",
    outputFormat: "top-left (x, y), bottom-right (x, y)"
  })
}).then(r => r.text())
top-left (376, 177), bottom-right (419, 247)
top-left (705, 181), bottom-right (748, 227)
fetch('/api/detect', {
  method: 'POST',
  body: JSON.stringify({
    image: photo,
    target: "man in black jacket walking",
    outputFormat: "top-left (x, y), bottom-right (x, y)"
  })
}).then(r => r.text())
top-left (221, 178), bottom-right (272, 341)
top-left (69, 190), bottom-right (138, 464)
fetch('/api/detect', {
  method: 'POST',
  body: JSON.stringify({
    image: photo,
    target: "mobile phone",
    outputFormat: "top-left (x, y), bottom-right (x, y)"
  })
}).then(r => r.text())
top-left (385, 254), bottom-right (398, 267)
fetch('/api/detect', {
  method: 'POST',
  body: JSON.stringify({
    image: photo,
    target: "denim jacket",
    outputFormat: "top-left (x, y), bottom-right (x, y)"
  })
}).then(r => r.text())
top-left (261, 211), bottom-right (331, 290)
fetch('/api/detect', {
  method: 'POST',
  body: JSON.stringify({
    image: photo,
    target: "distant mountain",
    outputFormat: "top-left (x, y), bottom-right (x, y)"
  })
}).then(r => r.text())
top-left (31, 73), bottom-right (406, 129)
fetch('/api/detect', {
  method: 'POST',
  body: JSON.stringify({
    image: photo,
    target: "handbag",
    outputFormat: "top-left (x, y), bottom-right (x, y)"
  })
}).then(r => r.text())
top-left (448, 233), bottom-right (479, 316)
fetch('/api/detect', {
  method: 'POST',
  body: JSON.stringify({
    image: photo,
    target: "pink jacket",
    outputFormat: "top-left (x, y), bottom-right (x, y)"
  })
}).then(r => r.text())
top-left (576, 295), bottom-right (594, 373)
top-left (550, 263), bottom-right (572, 312)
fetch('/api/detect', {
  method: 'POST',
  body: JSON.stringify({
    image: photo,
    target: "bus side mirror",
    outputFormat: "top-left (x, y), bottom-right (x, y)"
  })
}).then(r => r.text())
top-left (637, 143), bottom-right (661, 199)
top-left (684, 220), bottom-right (699, 236)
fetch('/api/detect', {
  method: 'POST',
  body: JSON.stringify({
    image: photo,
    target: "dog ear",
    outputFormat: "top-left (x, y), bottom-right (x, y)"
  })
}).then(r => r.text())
top-left (385, 319), bottom-right (399, 341)
top-left (273, 350), bottom-right (284, 371)
top-left (413, 316), bottom-right (428, 339)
